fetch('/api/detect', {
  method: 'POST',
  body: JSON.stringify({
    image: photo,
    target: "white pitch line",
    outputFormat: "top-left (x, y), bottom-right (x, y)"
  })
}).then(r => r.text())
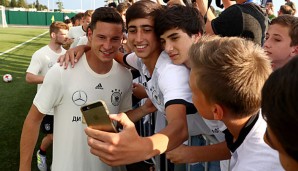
top-left (0, 30), bottom-right (49, 57)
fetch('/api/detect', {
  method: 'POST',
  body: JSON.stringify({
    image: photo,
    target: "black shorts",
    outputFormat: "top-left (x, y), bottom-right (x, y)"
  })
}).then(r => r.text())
top-left (40, 115), bottom-right (54, 134)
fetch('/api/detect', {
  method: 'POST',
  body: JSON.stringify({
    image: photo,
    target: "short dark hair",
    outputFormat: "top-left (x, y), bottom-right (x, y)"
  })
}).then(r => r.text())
top-left (262, 55), bottom-right (298, 162)
top-left (125, 0), bottom-right (162, 28)
top-left (116, 2), bottom-right (130, 14)
top-left (155, 5), bottom-right (205, 37)
top-left (108, 2), bottom-right (117, 8)
top-left (89, 7), bottom-right (124, 32)
top-left (270, 15), bottom-right (298, 46)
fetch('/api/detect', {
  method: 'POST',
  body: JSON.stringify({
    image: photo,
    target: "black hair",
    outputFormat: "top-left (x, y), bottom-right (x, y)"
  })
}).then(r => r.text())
top-left (89, 7), bottom-right (124, 32)
top-left (155, 5), bottom-right (205, 38)
top-left (125, 0), bottom-right (162, 29)
top-left (262, 55), bottom-right (298, 162)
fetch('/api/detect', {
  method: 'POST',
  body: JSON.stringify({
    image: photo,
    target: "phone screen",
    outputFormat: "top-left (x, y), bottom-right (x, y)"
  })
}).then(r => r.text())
top-left (81, 101), bottom-right (117, 132)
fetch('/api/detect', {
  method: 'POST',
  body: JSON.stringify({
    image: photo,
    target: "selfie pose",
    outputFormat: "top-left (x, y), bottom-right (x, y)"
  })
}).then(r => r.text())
top-left (19, 7), bottom-right (132, 171)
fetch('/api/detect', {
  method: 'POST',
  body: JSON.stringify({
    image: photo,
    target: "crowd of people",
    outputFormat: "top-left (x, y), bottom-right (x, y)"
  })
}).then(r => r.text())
top-left (19, 0), bottom-right (298, 171)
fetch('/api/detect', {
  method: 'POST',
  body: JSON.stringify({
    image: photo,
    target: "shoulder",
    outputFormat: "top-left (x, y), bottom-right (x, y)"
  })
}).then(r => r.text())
top-left (157, 52), bottom-right (189, 75)
top-left (32, 45), bottom-right (48, 57)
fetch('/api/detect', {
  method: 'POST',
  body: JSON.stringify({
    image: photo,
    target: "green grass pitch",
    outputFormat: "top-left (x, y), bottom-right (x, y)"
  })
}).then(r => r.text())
top-left (0, 26), bottom-right (51, 171)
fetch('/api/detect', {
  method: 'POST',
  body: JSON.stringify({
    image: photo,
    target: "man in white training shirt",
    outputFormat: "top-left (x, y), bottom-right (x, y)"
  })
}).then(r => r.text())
top-left (20, 7), bottom-right (132, 171)
top-left (26, 21), bottom-right (69, 171)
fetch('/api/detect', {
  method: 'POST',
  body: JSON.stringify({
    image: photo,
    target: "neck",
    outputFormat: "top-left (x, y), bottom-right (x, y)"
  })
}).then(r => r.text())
top-left (48, 41), bottom-right (62, 53)
top-left (141, 50), bottom-right (162, 76)
top-left (223, 114), bottom-right (252, 141)
top-left (185, 60), bottom-right (191, 69)
top-left (86, 50), bottom-right (113, 74)
top-left (236, 0), bottom-right (247, 4)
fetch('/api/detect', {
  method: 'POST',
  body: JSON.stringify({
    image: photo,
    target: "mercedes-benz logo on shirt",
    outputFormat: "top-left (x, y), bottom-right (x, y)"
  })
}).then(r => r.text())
top-left (72, 90), bottom-right (87, 106)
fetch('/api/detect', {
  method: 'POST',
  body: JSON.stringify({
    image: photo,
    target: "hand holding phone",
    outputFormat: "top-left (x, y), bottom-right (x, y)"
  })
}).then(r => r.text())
top-left (81, 100), bottom-right (117, 132)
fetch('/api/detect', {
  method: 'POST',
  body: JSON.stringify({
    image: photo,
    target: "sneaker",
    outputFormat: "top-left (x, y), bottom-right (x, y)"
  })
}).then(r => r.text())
top-left (36, 150), bottom-right (47, 171)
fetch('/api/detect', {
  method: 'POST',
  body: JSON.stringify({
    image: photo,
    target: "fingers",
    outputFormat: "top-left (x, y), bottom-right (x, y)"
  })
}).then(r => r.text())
top-left (109, 113), bottom-right (135, 129)
top-left (58, 55), bottom-right (65, 66)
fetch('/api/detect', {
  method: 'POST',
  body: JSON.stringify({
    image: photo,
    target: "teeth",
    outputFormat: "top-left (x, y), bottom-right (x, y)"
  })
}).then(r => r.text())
top-left (102, 51), bottom-right (112, 55)
top-left (136, 45), bottom-right (146, 49)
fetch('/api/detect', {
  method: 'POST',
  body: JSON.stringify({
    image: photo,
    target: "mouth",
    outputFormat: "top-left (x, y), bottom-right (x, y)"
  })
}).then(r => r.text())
top-left (135, 45), bottom-right (147, 50)
top-left (264, 51), bottom-right (272, 56)
top-left (169, 54), bottom-right (178, 59)
top-left (100, 50), bottom-right (114, 56)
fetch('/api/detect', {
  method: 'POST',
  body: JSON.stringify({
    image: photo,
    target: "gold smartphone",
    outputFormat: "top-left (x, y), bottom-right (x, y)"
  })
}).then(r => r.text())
top-left (80, 100), bottom-right (117, 132)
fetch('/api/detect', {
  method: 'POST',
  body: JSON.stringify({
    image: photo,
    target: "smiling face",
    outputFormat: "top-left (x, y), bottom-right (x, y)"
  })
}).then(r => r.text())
top-left (160, 28), bottom-right (199, 67)
top-left (127, 18), bottom-right (161, 59)
top-left (264, 24), bottom-right (297, 70)
top-left (88, 21), bottom-right (123, 63)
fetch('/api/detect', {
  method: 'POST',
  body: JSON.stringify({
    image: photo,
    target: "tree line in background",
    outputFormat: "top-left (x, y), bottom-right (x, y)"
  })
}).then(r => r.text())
top-left (0, 0), bottom-right (65, 11)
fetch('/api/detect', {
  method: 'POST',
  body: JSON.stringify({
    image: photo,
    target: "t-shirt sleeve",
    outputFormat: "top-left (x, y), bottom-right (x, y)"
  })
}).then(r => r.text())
top-left (158, 64), bottom-right (192, 107)
top-left (211, 5), bottom-right (243, 37)
top-left (33, 64), bottom-right (63, 114)
top-left (124, 53), bottom-right (138, 70)
top-left (119, 77), bottom-right (133, 113)
top-left (26, 51), bottom-right (42, 75)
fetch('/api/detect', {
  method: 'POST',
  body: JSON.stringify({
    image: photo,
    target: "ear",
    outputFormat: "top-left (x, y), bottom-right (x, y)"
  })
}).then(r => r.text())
top-left (291, 45), bottom-right (298, 56)
top-left (193, 32), bottom-right (202, 44)
top-left (51, 32), bottom-right (56, 39)
top-left (87, 27), bottom-right (92, 42)
top-left (212, 104), bottom-right (224, 120)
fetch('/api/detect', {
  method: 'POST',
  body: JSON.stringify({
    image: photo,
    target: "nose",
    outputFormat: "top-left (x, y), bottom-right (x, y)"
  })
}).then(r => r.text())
top-left (103, 39), bottom-right (112, 50)
top-left (263, 38), bottom-right (271, 49)
top-left (135, 31), bottom-right (143, 42)
top-left (164, 42), bottom-right (173, 53)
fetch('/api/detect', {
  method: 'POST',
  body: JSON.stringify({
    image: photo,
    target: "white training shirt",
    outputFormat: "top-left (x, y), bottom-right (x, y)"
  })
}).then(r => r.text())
top-left (77, 36), bottom-right (89, 46)
top-left (227, 113), bottom-right (284, 171)
top-left (68, 26), bottom-right (86, 48)
top-left (34, 54), bottom-right (132, 171)
top-left (125, 51), bottom-right (213, 136)
top-left (26, 45), bottom-right (66, 91)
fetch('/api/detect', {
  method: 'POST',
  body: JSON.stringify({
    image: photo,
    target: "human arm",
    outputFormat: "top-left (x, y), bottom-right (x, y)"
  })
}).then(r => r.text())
top-left (196, 0), bottom-right (216, 35)
top-left (166, 141), bottom-right (231, 163)
top-left (85, 104), bottom-right (188, 166)
top-left (57, 45), bottom-right (90, 68)
top-left (125, 98), bottom-right (156, 122)
top-left (132, 82), bottom-right (148, 99)
top-left (19, 105), bottom-right (44, 171)
top-left (167, 0), bottom-right (186, 6)
top-left (25, 72), bottom-right (44, 84)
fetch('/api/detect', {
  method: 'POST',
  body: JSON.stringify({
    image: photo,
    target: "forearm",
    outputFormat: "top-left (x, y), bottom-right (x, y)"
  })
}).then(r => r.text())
top-left (19, 112), bottom-right (43, 171)
top-left (148, 119), bottom-right (188, 156)
top-left (25, 74), bottom-right (44, 84)
top-left (126, 106), bottom-right (150, 123)
top-left (188, 141), bottom-right (231, 162)
top-left (196, 0), bottom-right (216, 34)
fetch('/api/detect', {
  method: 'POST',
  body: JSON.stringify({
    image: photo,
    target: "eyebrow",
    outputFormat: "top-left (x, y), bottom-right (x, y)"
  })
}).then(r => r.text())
top-left (128, 25), bottom-right (154, 29)
top-left (167, 32), bottom-right (179, 39)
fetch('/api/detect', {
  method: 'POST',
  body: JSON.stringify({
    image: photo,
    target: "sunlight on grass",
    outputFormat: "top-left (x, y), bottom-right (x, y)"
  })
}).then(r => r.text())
top-left (0, 26), bottom-right (50, 171)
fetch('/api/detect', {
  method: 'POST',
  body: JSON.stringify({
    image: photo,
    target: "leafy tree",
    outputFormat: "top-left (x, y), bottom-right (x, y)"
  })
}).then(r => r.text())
top-left (56, 0), bottom-right (63, 11)
top-left (1, 0), bottom-right (10, 6)
top-left (10, 0), bottom-right (17, 7)
top-left (17, 0), bottom-right (28, 8)
top-left (35, 0), bottom-right (41, 10)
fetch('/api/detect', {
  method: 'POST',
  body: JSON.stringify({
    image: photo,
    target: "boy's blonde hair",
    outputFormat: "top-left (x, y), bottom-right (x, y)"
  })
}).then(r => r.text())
top-left (84, 10), bottom-right (94, 18)
top-left (189, 36), bottom-right (272, 117)
top-left (270, 15), bottom-right (298, 46)
top-left (49, 21), bottom-right (69, 35)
